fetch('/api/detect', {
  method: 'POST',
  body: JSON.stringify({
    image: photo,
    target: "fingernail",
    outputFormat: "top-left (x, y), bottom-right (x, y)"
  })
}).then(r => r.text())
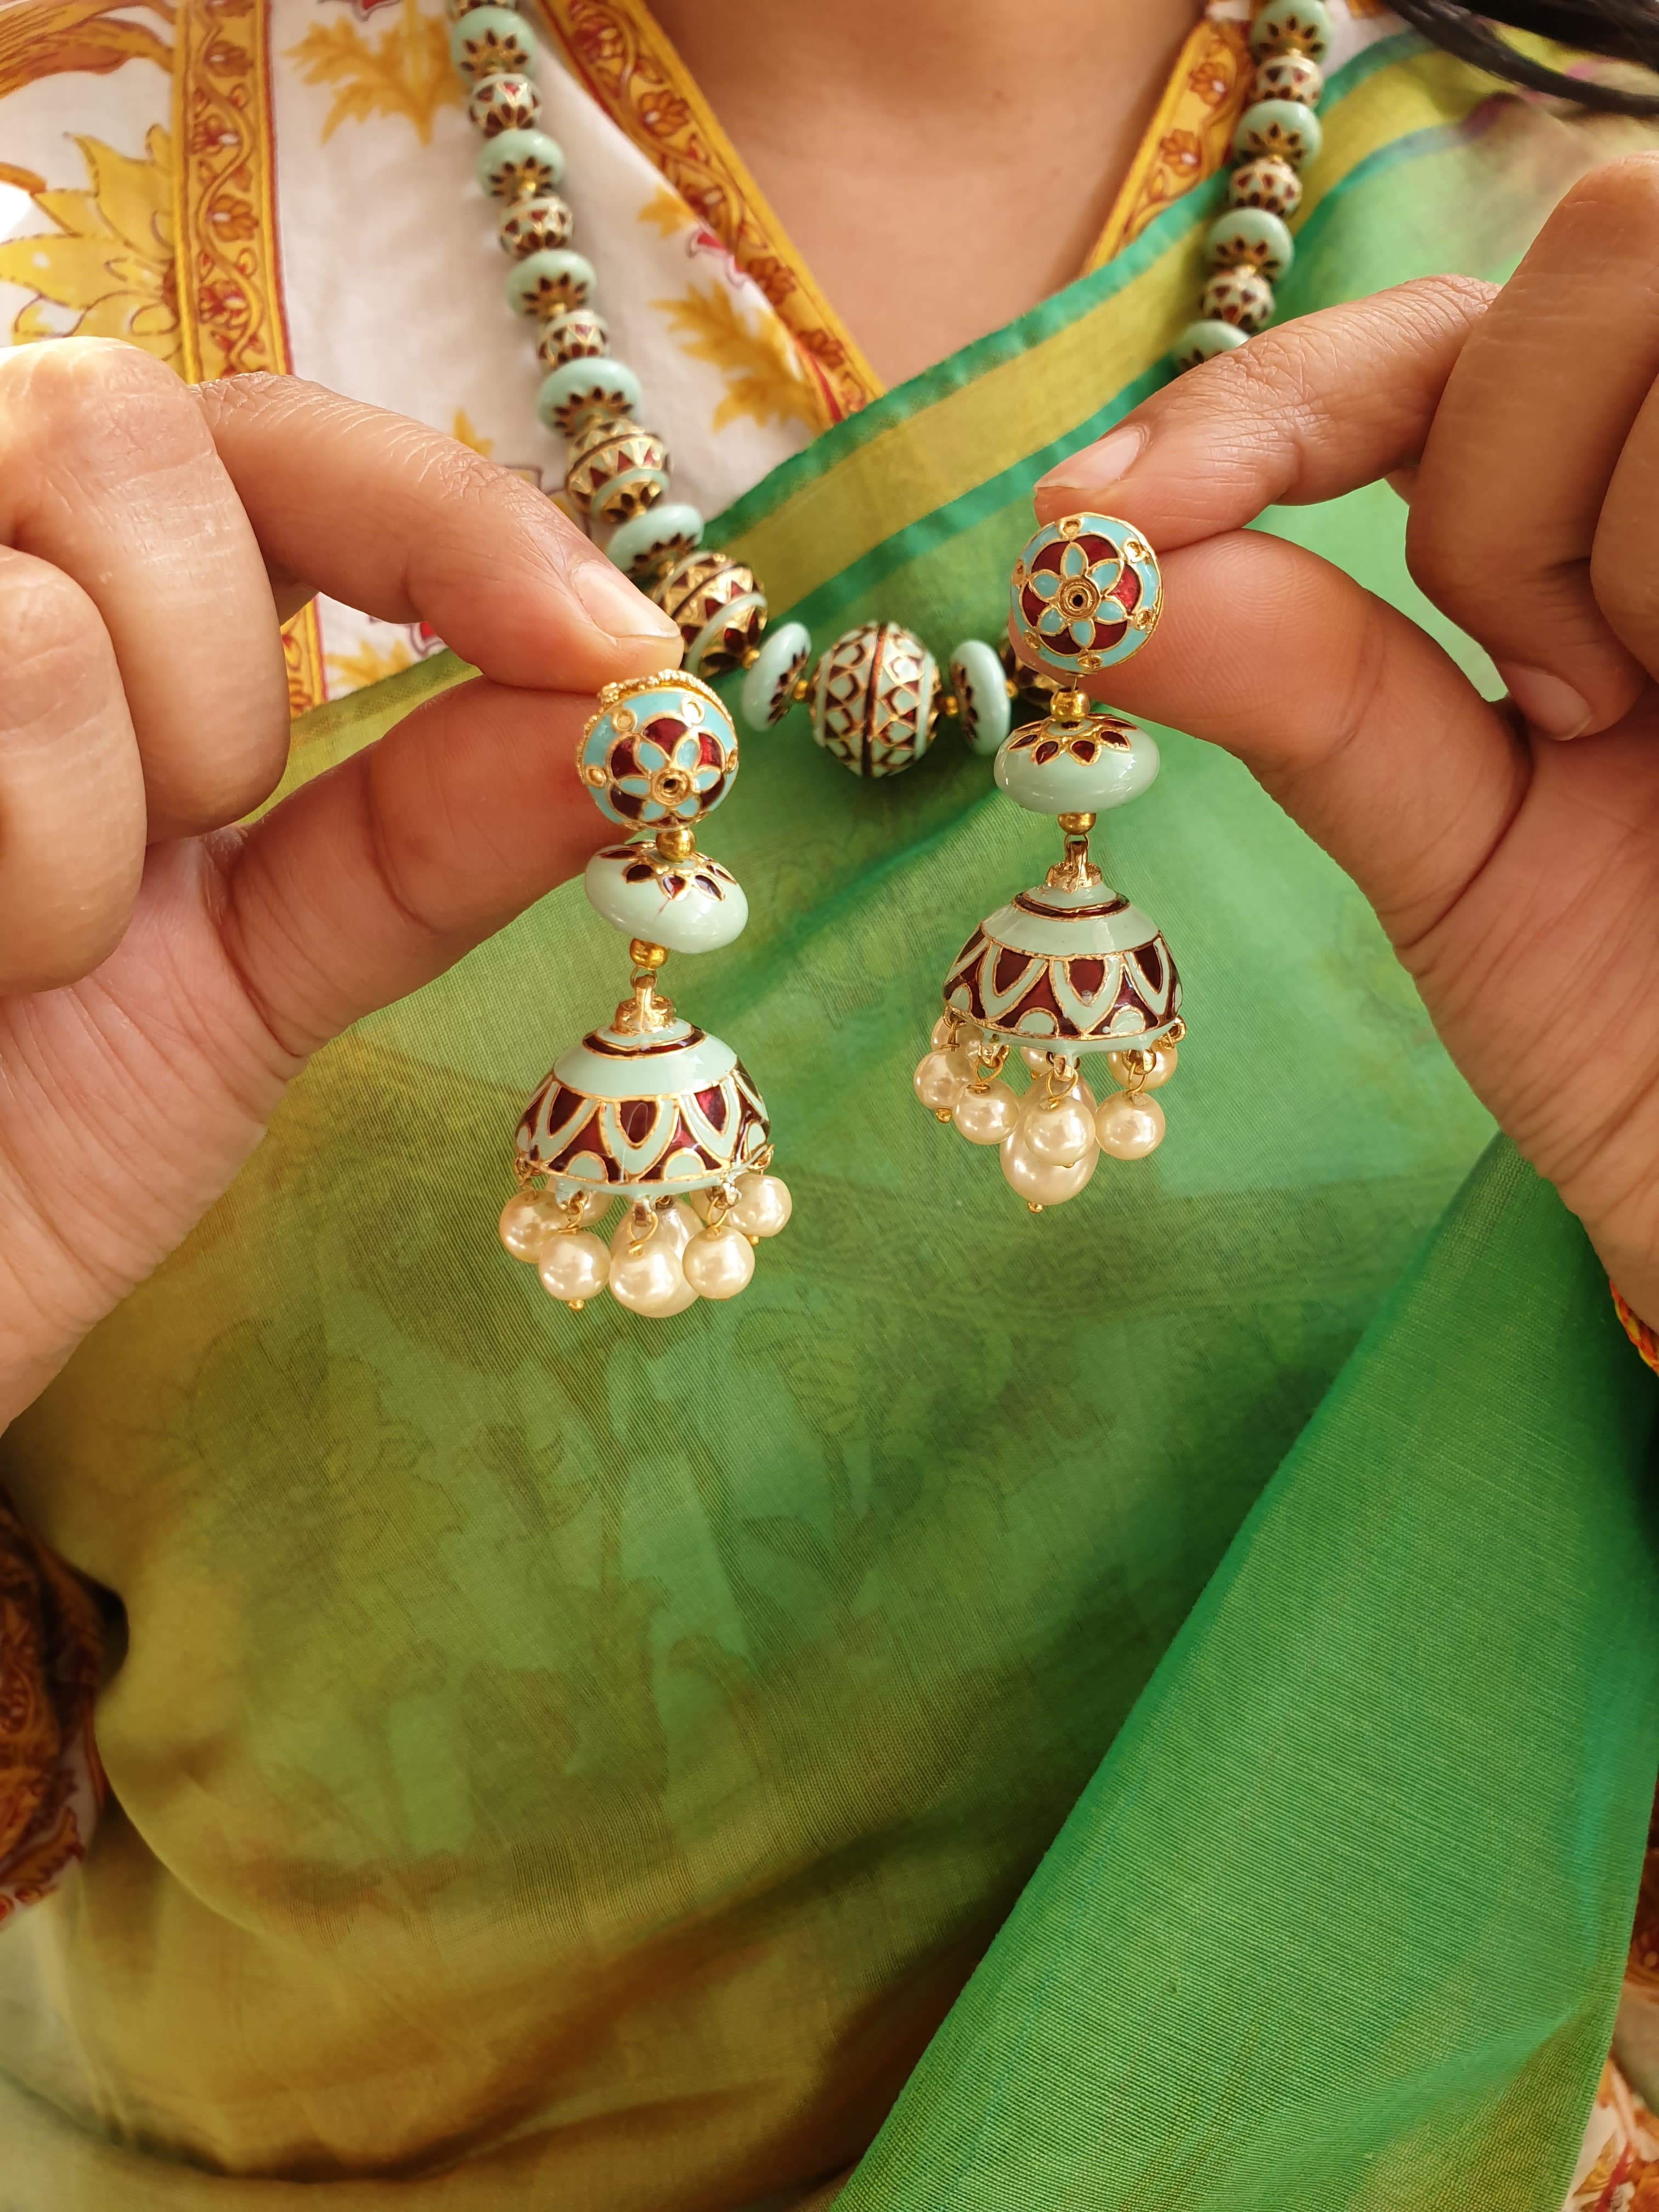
top-left (1494, 662), bottom-right (1592, 741)
top-left (572, 558), bottom-right (682, 646)
top-left (1035, 423), bottom-right (1147, 498)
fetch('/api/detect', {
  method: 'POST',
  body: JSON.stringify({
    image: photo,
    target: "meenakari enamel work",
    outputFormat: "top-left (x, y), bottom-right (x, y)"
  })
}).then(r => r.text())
top-left (917, 515), bottom-right (1184, 1211)
top-left (500, 670), bottom-right (789, 1315)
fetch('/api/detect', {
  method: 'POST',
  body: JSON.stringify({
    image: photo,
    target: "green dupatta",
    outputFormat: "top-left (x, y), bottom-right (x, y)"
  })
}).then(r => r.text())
top-left (2, 32), bottom-right (1657, 2212)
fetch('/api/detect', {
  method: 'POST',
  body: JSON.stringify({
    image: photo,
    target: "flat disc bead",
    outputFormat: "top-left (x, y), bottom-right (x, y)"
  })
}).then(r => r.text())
top-left (449, 5), bottom-right (538, 78)
top-left (468, 71), bottom-right (540, 136)
top-left (1010, 514), bottom-right (1163, 679)
top-left (584, 840), bottom-right (748, 952)
top-left (1229, 156), bottom-right (1303, 217)
top-left (653, 550), bottom-right (765, 676)
top-left (1200, 267), bottom-right (1275, 332)
top-left (994, 711), bottom-right (1159, 815)
top-left (537, 357), bottom-right (641, 435)
top-left (1249, 0), bottom-right (1333, 60)
top-left (565, 416), bottom-right (669, 522)
top-left (741, 619), bottom-right (811, 730)
top-left (537, 307), bottom-right (608, 369)
top-left (499, 193), bottom-right (571, 257)
top-left (506, 247), bottom-right (594, 320)
top-left (1233, 98), bottom-right (1322, 167)
top-left (1205, 206), bottom-right (1294, 282)
top-left (1174, 318), bottom-right (1249, 371)
top-left (949, 637), bottom-right (1012, 757)
top-left (1254, 50), bottom-right (1324, 104)
top-left (607, 501), bottom-right (703, 579)
top-left (477, 128), bottom-right (565, 201)
top-left (578, 673), bottom-right (737, 828)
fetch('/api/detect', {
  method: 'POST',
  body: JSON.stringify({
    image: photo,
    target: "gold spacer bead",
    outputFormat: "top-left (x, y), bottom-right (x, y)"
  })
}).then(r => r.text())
top-left (934, 1109), bottom-right (953, 1124)
top-left (629, 938), bottom-right (669, 970)
top-left (1056, 811), bottom-right (1097, 834)
top-left (747, 1233), bottom-right (760, 1246)
top-left (1049, 688), bottom-right (1090, 721)
top-left (654, 825), bottom-right (696, 861)
top-left (566, 1299), bottom-right (585, 1312)
top-left (943, 693), bottom-right (960, 717)
top-left (740, 645), bottom-right (761, 669)
top-left (1027, 1201), bottom-right (1045, 1214)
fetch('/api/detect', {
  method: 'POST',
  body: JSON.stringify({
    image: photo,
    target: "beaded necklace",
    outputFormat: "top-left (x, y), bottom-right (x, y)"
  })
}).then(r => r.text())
top-left (442, 0), bottom-right (1334, 775)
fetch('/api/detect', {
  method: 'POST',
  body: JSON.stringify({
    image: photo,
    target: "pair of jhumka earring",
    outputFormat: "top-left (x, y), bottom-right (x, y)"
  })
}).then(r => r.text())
top-left (498, 514), bottom-right (1178, 1317)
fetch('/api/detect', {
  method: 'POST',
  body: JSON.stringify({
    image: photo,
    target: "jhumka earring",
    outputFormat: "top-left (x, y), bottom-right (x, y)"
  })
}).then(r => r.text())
top-left (498, 670), bottom-right (791, 1314)
top-left (915, 514), bottom-right (1184, 1210)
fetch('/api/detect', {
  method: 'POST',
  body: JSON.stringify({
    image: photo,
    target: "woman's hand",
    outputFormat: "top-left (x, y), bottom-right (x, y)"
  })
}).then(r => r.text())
top-left (0, 338), bottom-right (681, 1424)
top-left (1033, 153), bottom-right (1659, 1325)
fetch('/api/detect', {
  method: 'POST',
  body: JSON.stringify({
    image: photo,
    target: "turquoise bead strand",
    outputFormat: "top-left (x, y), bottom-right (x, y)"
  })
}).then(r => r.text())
top-left (1173, 0), bottom-right (1333, 371)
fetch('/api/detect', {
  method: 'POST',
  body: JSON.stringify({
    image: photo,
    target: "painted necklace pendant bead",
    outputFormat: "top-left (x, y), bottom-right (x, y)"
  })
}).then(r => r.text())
top-left (811, 620), bottom-right (940, 778)
top-left (501, 669), bottom-right (788, 1316)
top-left (924, 514), bottom-right (1186, 1211)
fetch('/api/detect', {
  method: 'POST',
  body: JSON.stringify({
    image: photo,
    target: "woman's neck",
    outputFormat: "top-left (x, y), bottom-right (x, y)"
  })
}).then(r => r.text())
top-left (648, 0), bottom-right (1200, 388)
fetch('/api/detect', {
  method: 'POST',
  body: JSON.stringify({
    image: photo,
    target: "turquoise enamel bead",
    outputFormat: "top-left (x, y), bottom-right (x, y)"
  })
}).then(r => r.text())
top-left (449, 7), bottom-right (537, 80)
top-left (994, 710), bottom-right (1160, 817)
top-left (1011, 515), bottom-right (1162, 680)
top-left (1206, 206), bottom-right (1294, 281)
top-left (607, 502), bottom-right (704, 579)
top-left (584, 841), bottom-right (749, 955)
top-left (740, 620), bottom-right (811, 730)
top-left (578, 672), bottom-right (737, 830)
top-left (1249, 0), bottom-right (1333, 60)
top-left (1233, 98), bottom-right (1322, 167)
top-left (476, 128), bottom-right (565, 202)
top-left (1200, 267), bottom-right (1274, 331)
top-left (949, 637), bottom-right (1012, 757)
top-left (506, 247), bottom-right (595, 320)
top-left (1173, 319), bottom-right (1249, 371)
top-left (1229, 155), bottom-right (1303, 218)
top-left (537, 356), bottom-right (641, 435)
top-left (498, 194), bottom-right (571, 257)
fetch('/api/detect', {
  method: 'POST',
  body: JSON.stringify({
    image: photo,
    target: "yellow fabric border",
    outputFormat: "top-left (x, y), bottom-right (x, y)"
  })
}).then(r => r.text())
top-left (172, 0), bottom-right (324, 714)
top-left (535, 0), bottom-right (884, 422)
top-left (1086, 12), bottom-right (1254, 272)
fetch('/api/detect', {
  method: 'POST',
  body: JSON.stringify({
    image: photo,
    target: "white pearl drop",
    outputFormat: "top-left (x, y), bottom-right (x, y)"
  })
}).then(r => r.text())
top-left (1019, 1044), bottom-right (1054, 1073)
top-left (1096, 1091), bottom-right (1166, 1159)
top-left (1106, 1042), bottom-right (1177, 1091)
top-left (999, 1131), bottom-right (1099, 1206)
top-left (913, 1051), bottom-right (965, 1113)
top-left (537, 1230), bottom-right (610, 1302)
top-left (607, 1236), bottom-right (698, 1315)
top-left (1020, 1095), bottom-right (1097, 1167)
top-left (682, 1226), bottom-right (756, 1300)
top-left (952, 1080), bottom-right (1020, 1146)
top-left (499, 1190), bottom-right (563, 1262)
top-left (729, 1172), bottom-right (792, 1239)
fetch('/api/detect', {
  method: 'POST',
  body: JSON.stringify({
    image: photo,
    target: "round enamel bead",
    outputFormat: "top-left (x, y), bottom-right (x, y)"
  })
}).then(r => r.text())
top-left (517, 1018), bottom-right (770, 1203)
top-left (1174, 318), bottom-right (1249, 371)
top-left (449, 6), bottom-right (538, 80)
top-left (949, 637), bottom-right (1012, 757)
top-left (994, 709), bottom-right (1160, 815)
top-left (477, 128), bottom-right (565, 202)
top-left (811, 621), bottom-right (938, 778)
top-left (565, 416), bottom-right (669, 523)
top-left (1249, 0), bottom-right (1333, 59)
top-left (584, 840), bottom-right (749, 953)
top-left (537, 356), bottom-right (641, 435)
top-left (1233, 99), bottom-right (1322, 167)
top-left (652, 550), bottom-right (765, 676)
top-left (506, 247), bottom-right (595, 320)
top-left (1201, 267), bottom-right (1275, 331)
top-left (578, 671), bottom-right (738, 830)
top-left (1229, 155), bottom-right (1303, 217)
top-left (469, 71), bottom-right (540, 136)
top-left (1205, 206), bottom-right (1295, 281)
top-left (498, 193), bottom-right (571, 257)
top-left (1254, 50), bottom-right (1324, 105)
top-left (537, 307), bottom-right (608, 369)
top-left (741, 619), bottom-right (811, 730)
top-left (607, 501), bottom-right (703, 580)
top-left (1011, 514), bottom-right (1163, 680)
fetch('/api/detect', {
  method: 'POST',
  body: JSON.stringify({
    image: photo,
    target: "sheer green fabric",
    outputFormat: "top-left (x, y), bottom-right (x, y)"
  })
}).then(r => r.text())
top-left (1, 33), bottom-right (1657, 2211)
